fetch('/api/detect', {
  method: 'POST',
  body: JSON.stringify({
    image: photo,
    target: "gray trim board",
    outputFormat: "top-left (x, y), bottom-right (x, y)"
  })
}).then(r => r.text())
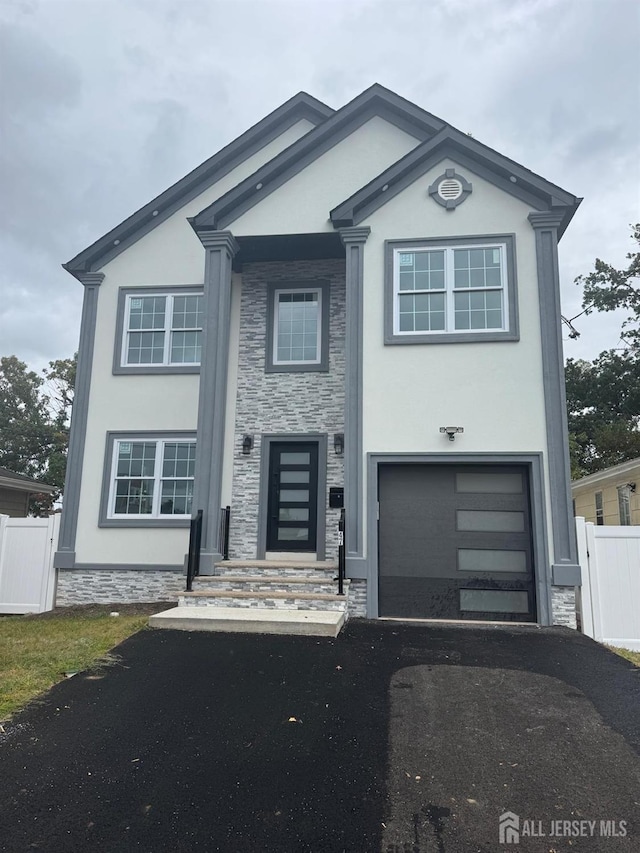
top-left (529, 211), bottom-right (581, 586)
top-left (256, 434), bottom-right (328, 560)
top-left (384, 234), bottom-right (519, 345)
top-left (189, 84), bottom-right (446, 232)
top-left (340, 227), bottom-right (370, 563)
top-left (265, 280), bottom-right (330, 373)
top-left (330, 126), bottom-right (581, 237)
top-left (98, 431), bottom-right (197, 527)
top-left (58, 564), bottom-right (184, 572)
top-left (53, 272), bottom-right (104, 570)
top-left (552, 564), bottom-right (582, 586)
top-left (366, 453), bottom-right (553, 623)
top-left (113, 285), bottom-right (204, 375)
top-left (63, 93), bottom-right (333, 276)
top-left (191, 231), bottom-right (239, 571)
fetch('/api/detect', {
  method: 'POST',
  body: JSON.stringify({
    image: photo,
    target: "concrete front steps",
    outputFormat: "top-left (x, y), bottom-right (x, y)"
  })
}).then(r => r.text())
top-left (149, 559), bottom-right (348, 637)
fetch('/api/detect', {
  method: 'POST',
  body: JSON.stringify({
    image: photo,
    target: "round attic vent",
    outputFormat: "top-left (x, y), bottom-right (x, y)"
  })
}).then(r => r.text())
top-left (428, 169), bottom-right (472, 209)
top-left (438, 178), bottom-right (463, 201)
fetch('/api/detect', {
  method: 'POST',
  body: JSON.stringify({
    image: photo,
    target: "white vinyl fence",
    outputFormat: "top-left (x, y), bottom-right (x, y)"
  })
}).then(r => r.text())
top-left (576, 517), bottom-right (640, 652)
top-left (0, 514), bottom-right (59, 614)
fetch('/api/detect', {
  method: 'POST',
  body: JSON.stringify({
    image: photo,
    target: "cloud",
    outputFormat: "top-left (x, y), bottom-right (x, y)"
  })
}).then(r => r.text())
top-left (0, 0), bottom-right (638, 371)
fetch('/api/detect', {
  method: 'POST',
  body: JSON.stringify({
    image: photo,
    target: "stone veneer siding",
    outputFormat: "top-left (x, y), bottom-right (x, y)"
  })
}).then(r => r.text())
top-left (550, 586), bottom-right (577, 629)
top-left (56, 570), bottom-right (185, 605)
top-left (230, 259), bottom-right (346, 561)
top-left (347, 579), bottom-right (367, 618)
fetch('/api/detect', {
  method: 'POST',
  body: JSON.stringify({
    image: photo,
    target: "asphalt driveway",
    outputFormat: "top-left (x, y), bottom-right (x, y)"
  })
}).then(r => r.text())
top-left (0, 620), bottom-right (639, 852)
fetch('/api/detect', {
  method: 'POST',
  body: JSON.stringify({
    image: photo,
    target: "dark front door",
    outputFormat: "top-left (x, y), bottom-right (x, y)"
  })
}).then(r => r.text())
top-left (267, 442), bottom-right (318, 552)
top-left (378, 464), bottom-right (536, 622)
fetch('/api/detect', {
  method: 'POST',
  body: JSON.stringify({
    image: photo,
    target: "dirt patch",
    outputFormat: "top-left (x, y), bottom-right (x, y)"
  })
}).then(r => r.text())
top-left (21, 602), bottom-right (174, 620)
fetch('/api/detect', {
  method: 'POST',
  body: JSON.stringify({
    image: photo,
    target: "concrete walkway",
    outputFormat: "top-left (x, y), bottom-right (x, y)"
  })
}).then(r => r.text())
top-left (0, 621), bottom-right (638, 851)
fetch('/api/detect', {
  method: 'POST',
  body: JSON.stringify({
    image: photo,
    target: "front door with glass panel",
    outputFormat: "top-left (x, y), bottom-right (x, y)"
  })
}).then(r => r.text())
top-left (267, 443), bottom-right (318, 552)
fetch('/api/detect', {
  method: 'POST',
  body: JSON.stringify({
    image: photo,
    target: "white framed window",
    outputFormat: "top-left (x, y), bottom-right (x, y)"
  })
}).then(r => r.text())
top-left (617, 485), bottom-right (631, 526)
top-left (265, 280), bottom-right (330, 373)
top-left (273, 288), bottom-right (321, 365)
top-left (393, 244), bottom-right (508, 336)
top-left (122, 293), bottom-right (203, 367)
top-left (384, 236), bottom-right (518, 345)
top-left (107, 438), bottom-right (196, 519)
top-left (595, 491), bottom-right (604, 525)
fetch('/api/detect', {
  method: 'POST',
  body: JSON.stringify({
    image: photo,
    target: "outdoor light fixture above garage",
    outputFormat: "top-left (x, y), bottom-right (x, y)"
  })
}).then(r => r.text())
top-left (440, 426), bottom-right (464, 441)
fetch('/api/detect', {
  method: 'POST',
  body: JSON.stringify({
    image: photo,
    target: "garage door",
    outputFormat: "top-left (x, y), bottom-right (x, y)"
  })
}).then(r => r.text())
top-left (378, 464), bottom-right (536, 622)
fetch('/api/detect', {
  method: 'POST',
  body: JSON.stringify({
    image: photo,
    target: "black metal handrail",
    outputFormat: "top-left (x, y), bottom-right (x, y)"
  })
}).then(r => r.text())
top-left (218, 505), bottom-right (231, 561)
top-left (337, 507), bottom-right (345, 596)
top-left (186, 509), bottom-right (203, 591)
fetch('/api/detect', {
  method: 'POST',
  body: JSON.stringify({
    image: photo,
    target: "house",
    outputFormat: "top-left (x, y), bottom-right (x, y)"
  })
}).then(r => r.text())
top-left (572, 458), bottom-right (639, 526)
top-left (54, 84), bottom-right (582, 632)
top-left (0, 468), bottom-right (56, 517)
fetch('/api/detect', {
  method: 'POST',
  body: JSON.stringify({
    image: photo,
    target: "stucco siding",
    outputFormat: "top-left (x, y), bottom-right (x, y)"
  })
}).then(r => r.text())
top-left (358, 158), bottom-right (553, 562)
top-left (230, 116), bottom-right (420, 236)
top-left (72, 123), bottom-right (317, 567)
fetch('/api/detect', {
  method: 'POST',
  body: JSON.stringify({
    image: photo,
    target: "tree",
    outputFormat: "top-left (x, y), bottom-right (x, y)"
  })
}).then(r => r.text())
top-left (575, 223), bottom-right (640, 353)
top-left (565, 225), bottom-right (640, 476)
top-left (566, 352), bottom-right (640, 475)
top-left (0, 354), bottom-right (76, 514)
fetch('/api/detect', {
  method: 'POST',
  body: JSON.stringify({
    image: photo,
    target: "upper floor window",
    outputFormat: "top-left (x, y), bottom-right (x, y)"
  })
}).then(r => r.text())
top-left (266, 281), bottom-right (330, 373)
top-left (384, 236), bottom-right (519, 345)
top-left (124, 293), bottom-right (203, 365)
top-left (114, 287), bottom-right (204, 375)
top-left (274, 289), bottom-right (321, 365)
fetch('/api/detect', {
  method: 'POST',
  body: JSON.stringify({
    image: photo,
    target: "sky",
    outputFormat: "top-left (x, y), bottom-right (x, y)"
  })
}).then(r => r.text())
top-left (1, 0), bottom-right (638, 374)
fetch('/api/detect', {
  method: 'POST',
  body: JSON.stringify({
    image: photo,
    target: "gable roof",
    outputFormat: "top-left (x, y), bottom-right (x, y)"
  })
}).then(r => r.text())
top-left (63, 92), bottom-right (334, 279)
top-left (189, 84), bottom-right (446, 232)
top-left (0, 468), bottom-right (56, 493)
top-left (329, 126), bottom-right (581, 237)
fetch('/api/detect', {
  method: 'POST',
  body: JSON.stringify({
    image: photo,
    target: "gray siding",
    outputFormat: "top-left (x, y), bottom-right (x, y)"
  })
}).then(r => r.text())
top-left (0, 488), bottom-right (29, 517)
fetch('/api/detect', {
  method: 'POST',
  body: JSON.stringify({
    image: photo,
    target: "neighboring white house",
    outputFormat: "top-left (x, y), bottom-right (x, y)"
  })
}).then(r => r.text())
top-left (54, 84), bottom-right (582, 628)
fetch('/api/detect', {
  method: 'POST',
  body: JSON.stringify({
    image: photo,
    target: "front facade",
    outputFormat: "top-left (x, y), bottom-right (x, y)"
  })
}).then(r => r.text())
top-left (55, 85), bottom-right (582, 627)
top-left (573, 459), bottom-right (640, 526)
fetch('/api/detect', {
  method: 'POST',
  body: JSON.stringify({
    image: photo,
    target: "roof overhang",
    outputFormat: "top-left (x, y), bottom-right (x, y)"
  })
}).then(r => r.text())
top-left (329, 126), bottom-right (582, 239)
top-left (572, 458), bottom-right (640, 490)
top-left (0, 475), bottom-right (56, 494)
top-left (63, 92), bottom-right (334, 280)
top-left (189, 84), bottom-right (447, 234)
top-left (231, 233), bottom-right (345, 272)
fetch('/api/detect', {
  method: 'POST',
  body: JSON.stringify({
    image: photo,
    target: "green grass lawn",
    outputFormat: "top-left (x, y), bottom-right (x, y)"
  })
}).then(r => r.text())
top-left (608, 646), bottom-right (640, 667)
top-left (0, 605), bottom-right (157, 721)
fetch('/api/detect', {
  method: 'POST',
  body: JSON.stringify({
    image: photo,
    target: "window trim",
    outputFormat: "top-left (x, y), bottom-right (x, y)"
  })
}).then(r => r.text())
top-left (113, 285), bottom-right (204, 375)
top-left (265, 280), bottom-right (330, 373)
top-left (384, 234), bottom-right (519, 345)
top-left (99, 431), bottom-right (196, 527)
